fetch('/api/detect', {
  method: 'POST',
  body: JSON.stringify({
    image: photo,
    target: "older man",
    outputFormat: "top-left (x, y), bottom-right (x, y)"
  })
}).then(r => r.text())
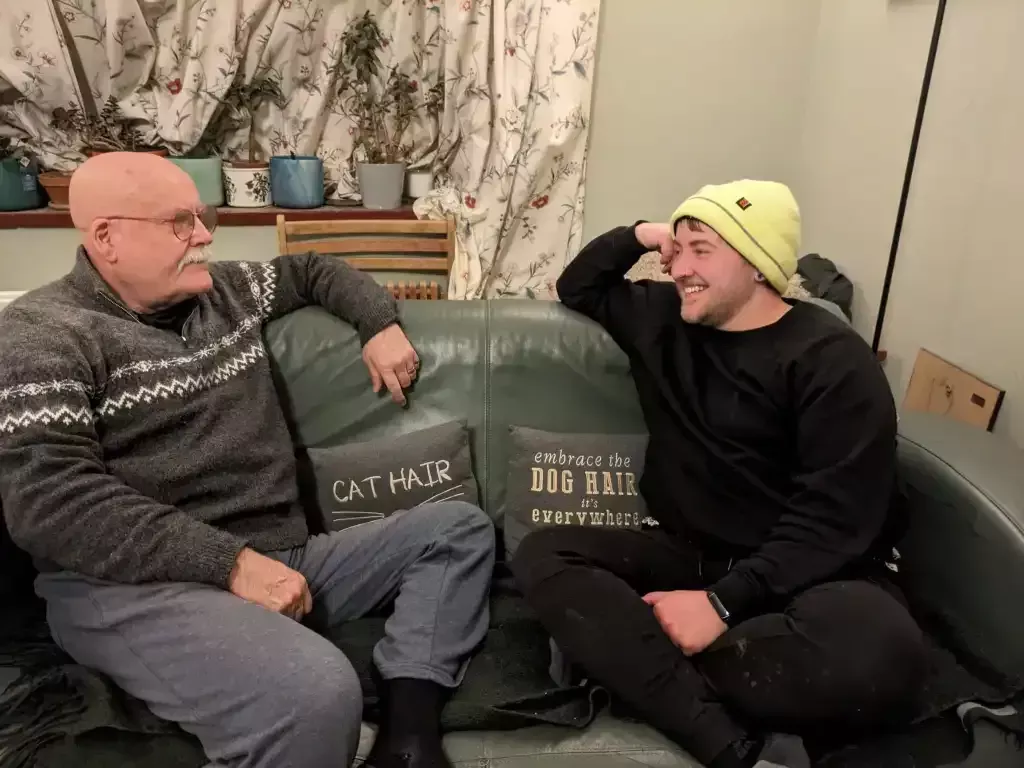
top-left (511, 181), bottom-right (925, 768)
top-left (0, 153), bottom-right (495, 768)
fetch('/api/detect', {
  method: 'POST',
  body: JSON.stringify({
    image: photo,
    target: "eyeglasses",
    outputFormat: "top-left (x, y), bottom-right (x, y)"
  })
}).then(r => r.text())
top-left (104, 207), bottom-right (219, 241)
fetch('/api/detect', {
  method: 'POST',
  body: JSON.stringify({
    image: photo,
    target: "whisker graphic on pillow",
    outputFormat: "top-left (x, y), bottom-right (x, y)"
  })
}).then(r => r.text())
top-left (413, 484), bottom-right (467, 508)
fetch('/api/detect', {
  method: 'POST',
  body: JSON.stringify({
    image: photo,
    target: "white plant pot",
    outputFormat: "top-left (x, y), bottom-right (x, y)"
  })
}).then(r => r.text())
top-left (406, 169), bottom-right (433, 199)
top-left (223, 164), bottom-right (271, 207)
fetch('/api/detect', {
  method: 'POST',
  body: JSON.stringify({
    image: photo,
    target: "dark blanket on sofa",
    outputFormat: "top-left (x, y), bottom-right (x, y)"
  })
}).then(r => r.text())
top-left (1, 570), bottom-right (1022, 768)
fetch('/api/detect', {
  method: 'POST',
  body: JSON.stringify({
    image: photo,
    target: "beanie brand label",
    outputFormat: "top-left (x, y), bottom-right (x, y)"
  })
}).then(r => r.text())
top-left (736, 197), bottom-right (752, 210)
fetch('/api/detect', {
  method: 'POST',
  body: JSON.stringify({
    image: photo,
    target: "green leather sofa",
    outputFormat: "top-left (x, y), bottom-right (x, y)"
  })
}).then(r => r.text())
top-left (265, 299), bottom-right (1024, 767)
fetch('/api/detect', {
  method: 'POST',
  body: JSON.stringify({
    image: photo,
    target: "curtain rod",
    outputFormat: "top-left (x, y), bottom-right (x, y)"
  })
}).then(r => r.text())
top-left (871, 0), bottom-right (949, 353)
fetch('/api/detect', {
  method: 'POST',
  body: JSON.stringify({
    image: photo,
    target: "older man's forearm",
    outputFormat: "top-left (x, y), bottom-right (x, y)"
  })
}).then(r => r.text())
top-left (265, 252), bottom-right (399, 344)
top-left (2, 453), bottom-right (247, 585)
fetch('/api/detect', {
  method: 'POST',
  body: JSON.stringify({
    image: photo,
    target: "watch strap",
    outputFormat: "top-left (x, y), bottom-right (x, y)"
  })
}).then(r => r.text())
top-left (706, 590), bottom-right (731, 624)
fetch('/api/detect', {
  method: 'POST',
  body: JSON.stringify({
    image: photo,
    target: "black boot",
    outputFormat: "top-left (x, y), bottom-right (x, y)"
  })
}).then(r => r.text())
top-left (364, 677), bottom-right (452, 768)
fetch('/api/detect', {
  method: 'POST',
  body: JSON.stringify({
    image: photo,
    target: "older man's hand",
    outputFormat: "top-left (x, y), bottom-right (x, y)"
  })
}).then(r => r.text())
top-left (362, 324), bottom-right (419, 406)
top-left (228, 548), bottom-right (312, 621)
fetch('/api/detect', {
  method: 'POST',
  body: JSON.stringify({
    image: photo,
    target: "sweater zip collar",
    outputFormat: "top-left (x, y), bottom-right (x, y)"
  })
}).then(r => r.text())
top-left (71, 247), bottom-right (140, 321)
top-left (100, 289), bottom-right (198, 344)
top-left (71, 247), bottom-right (197, 343)
top-left (98, 291), bottom-right (142, 324)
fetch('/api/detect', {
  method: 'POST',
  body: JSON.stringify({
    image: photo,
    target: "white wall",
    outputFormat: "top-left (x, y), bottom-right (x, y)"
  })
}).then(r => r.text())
top-left (582, 0), bottom-right (940, 338)
top-left (791, 0), bottom-right (938, 339)
top-left (879, 0), bottom-right (1024, 446)
top-left (0, 226), bottom-right (279, 293)
top-left (582, 0), bottom-right (821, 241)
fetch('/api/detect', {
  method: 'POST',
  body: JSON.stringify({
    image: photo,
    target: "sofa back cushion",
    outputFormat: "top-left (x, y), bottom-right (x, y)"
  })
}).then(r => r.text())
top-left (265, 300), bottom-right (645, 526)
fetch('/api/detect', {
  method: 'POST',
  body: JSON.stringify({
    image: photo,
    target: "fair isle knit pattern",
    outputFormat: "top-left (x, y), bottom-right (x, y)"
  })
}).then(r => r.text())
top-left (93, 263), bottom-right (273, 419)
top-left (0, 403), bottom-right (93, 434)
top-left (7, 260), bottom-right (277, 425)
top-left (96, 342), bottom-right (266, 417)
top-left (240, 260), bottom-right (278, 318)
top-left (0, 381), bottom-right (93, 435)
top-left (108, 261), bottom-right (274, 383)
top-left (107, 315), bottom-right (262, 381)
top-left (0, 248), bottom-right (398, 587)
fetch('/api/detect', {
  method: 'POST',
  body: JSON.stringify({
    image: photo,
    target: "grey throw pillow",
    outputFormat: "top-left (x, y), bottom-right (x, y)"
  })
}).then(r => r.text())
top-left (306, 421), bottom-right (478, 532)
top-left (502, 426), bottom-right (651, 557)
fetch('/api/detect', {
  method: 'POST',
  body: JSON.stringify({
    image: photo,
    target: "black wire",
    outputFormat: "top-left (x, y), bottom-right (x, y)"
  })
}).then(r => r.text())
top-left (871, 0), bottom-right (949, 353)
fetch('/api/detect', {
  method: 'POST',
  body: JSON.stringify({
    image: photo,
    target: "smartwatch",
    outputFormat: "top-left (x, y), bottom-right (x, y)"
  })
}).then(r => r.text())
top-left (706, 591), bottom-right (731, 624)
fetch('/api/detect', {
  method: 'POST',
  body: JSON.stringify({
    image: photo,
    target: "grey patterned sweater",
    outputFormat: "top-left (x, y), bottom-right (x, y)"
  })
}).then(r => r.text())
top-left (0, 248), bottom-right (398, 587)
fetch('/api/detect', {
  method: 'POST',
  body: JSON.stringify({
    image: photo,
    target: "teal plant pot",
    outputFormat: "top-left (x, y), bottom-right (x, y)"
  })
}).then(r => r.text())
top-left (270, 155), bottom-right (324, 209)
top-left (0, 158), bottom-right (43, 211)
top-left (169, 157), bottom-right (224, 207)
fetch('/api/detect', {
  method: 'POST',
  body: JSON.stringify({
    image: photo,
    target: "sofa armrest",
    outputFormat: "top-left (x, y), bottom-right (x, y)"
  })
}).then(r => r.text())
top-left (895, 411), bottom-right (1024, 684)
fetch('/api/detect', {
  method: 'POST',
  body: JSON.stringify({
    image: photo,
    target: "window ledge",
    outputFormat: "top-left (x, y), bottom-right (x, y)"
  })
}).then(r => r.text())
top-left (0, 204), bottom-right (417, 229)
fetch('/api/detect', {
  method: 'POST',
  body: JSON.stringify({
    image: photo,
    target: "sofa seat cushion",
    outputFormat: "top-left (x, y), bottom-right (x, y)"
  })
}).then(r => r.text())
top-left (355, 714), bottom-right (702, 768)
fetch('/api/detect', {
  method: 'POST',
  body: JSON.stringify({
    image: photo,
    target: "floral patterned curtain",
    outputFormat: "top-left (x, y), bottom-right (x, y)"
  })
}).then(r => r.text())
top-left (0, 0), bottom-right (599, 299)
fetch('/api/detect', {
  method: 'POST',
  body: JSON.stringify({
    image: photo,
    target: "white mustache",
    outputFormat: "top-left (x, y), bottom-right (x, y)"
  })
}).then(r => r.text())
top-left (178, 246), bottom-right (213, 273)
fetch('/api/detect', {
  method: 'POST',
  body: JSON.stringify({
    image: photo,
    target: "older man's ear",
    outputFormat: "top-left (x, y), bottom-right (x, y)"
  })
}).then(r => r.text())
top-left (84, 219), bottom-right (117, 265)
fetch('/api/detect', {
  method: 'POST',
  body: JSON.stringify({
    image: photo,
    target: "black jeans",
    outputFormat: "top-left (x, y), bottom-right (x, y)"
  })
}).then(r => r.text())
top-left (510, 527), bottom-right (927, 765)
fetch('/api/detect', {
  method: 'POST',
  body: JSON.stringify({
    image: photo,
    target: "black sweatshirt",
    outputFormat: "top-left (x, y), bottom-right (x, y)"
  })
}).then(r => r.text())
top-left (557, 225), bottom-right (902, 622)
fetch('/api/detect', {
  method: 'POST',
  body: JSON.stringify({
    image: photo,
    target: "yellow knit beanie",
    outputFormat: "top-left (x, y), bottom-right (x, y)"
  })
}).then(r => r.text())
top-left (668, 180), bottom-right (801, 294)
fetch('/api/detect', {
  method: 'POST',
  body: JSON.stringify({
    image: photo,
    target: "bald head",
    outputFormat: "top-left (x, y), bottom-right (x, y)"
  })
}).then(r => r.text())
top-left (69, 152), bottom-right (214, 314)
top-left (70, 152), bottom-right (198, 230)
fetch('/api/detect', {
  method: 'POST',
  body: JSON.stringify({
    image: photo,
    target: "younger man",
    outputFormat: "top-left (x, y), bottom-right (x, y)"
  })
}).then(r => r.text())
top-left (511, 180), bottom-right (926, 768)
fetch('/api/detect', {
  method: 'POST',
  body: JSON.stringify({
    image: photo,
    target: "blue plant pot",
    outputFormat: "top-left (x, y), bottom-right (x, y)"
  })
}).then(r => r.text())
top-left (0, 158), bottom-right (43, 211)
top-left (270, 156), bottom-right (324, 209)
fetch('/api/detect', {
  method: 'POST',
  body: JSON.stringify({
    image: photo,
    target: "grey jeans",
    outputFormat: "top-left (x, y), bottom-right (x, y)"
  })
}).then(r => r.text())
top-left (35, 501), bottom-right (495, 768)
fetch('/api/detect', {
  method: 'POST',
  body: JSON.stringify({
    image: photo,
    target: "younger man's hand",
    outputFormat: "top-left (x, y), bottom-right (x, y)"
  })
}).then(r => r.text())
top-left (634, 223), bottom-right (676, 273)
top-left (642, 589), bottom-right (727, 656)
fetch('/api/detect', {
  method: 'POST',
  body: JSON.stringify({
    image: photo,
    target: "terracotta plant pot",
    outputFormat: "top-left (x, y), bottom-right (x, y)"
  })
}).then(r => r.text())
top-left (223, 162), bottom-right (271, 208)
top-left (38, 171), bottom-right (72, 210)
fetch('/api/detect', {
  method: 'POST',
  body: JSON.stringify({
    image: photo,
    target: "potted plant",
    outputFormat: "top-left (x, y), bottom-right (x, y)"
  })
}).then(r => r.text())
top-left (405, 79), bottom-right (445, 200)
top-left (39, 98), bottom-right (167, 209)
top-left (208, 72), bottom-right (284, 208)
top-left (79, 96), bottom-right (168, 157)
top-left (336, 11), bottom-right (423, 210)
top-left (0, 137), bottom-right (44, 211)
top-left (270, 151), bottom-right (324, 209)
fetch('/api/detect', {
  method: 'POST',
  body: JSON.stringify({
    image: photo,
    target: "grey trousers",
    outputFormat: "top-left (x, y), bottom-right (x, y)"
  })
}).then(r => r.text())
top-left (35, 501), bottom-right (495, 768)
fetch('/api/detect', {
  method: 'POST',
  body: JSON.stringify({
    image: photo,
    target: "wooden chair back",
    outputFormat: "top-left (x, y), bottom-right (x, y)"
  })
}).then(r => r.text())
top-left (275, 215), bottom-right (455, 300)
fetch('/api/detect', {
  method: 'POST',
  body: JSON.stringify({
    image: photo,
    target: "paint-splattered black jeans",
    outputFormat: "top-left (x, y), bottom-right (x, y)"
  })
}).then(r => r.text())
top-left (510, 527), bottom-right (927, 766)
